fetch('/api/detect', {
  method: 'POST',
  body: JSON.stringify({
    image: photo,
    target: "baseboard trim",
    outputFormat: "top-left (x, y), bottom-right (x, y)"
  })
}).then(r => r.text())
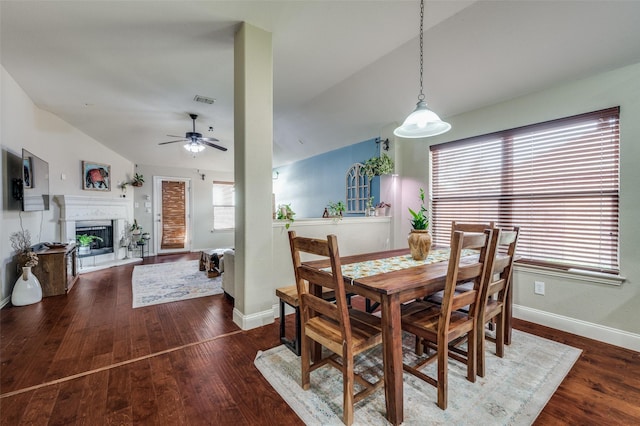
top-left (0, 296), bottom-right (10, 309)
top-left (233, 307), bottom-right (275, 330)
top-left (513, 304), bottom-right (640, 352)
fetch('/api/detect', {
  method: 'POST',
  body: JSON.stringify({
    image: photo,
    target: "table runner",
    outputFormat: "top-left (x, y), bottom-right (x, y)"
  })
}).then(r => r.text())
top-left (322, 248), bottom-right (478, 279)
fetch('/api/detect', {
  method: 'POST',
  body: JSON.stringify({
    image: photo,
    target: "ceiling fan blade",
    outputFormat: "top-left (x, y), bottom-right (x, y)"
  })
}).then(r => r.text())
top-left (202, 141), bottom-right (228, 151)
top-left (158, 139), bottom-right (187, 145)
top-left (199, 136), bottom-right (220, 142)
top-left (166, 134), bottom-right (185, 138)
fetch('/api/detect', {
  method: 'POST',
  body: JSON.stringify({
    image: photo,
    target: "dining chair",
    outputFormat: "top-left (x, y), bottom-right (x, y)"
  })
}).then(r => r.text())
top-left (450, 221), bottom-right (495, 239)
top-left (476, 226), bottom-right (520, 377)
top-left (426, 221), bottom-right (495, 305)
top-left (400, 229), bottom-right (494, 410)
top-left (288, 230), bottom-right (384, 425)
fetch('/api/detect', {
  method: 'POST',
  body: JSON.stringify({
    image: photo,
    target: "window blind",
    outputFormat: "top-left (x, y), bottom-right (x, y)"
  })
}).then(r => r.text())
top-left (212, 181), bottom-right (235, 230)
top-left (430, 107), bottom-right (620, 274)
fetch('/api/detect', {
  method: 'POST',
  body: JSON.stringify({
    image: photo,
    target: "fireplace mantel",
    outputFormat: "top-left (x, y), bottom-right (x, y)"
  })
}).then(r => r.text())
top-left (55, 195), bottom-right (129, 221)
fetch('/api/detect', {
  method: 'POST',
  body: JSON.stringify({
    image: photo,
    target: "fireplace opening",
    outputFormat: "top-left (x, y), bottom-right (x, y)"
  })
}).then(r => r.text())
top-left (75, 220), bottom-right (114, 257)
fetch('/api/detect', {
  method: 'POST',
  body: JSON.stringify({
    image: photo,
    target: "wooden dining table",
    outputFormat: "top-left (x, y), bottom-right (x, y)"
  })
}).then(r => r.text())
top-left (303, 247), bottom-right (512, 426)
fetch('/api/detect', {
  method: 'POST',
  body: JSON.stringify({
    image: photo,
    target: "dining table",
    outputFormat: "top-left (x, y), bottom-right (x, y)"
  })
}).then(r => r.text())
top-left (303, 246), bottom-right (511, 426)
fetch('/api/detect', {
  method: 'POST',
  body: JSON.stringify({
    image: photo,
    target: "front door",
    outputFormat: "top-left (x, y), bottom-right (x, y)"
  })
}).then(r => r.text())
top-left (153, 176), bottom-right (191, 254)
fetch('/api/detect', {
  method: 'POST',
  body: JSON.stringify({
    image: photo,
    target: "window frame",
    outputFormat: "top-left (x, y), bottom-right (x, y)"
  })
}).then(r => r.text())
top-left (429, 107), bottom-right (620, 275)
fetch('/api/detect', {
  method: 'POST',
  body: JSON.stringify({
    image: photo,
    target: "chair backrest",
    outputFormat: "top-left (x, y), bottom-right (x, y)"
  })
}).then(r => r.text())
top-left (450, 221), bottom-right (496, 241)
top-left (288, 230), bottom-right (352, 342)
top-left (480, 226), bottom-right (520, 307)
top-left (439, 229), bottom-right (494, 332)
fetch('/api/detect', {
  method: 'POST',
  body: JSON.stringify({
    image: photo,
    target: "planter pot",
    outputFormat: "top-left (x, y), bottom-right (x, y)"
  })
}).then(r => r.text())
top-left (78, 245), bottom-right (91, 255)
top-left (408, 230), bottom-right (432, 261)
top-left (11, 266), bottom-right (42, 306)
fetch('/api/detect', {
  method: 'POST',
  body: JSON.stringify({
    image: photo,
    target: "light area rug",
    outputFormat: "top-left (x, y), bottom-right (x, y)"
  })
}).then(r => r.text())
top-left (254, 329), bottom-right (581, 425)
top-left (131, 260), bottom-right (223, 308)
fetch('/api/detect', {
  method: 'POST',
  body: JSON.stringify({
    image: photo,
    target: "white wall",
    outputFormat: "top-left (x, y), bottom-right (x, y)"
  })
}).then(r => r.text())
top-left (232, 217), bottom-right (392, 329)
top-left (1, 66), bottom-right (134, 305)
top-left (131, 164), bottom-right (234, 253)
top-left (395, 62), bottom-right (640, 349)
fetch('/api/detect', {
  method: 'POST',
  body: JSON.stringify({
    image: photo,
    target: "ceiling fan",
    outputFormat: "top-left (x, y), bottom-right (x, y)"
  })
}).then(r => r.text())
top-left (159, 113), bottom-right (227, 152)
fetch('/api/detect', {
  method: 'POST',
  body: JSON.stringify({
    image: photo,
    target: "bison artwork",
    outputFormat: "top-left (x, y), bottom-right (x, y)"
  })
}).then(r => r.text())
top-left (82, 162), bottom-right (110, 190)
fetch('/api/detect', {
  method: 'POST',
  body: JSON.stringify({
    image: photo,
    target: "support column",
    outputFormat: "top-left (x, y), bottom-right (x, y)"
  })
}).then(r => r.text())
top-left (233, 23), bottom-right (274, 329)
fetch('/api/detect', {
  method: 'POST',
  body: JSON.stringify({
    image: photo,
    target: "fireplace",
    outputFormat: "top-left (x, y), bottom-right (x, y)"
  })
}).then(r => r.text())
top-left (55, 195), bottom-right (132, 271)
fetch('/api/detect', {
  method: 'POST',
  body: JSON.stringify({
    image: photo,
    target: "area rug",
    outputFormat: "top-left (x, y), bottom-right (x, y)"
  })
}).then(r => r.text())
top-left (131, 260), bottom-right (223, 308)
top-left (255, 329), bottom-right (581, 425)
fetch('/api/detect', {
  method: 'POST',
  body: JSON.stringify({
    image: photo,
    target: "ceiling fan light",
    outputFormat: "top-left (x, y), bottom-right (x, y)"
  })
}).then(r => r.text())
top-left (394, 100), bottom-right (451, 138)
top-left (184, 142), bottom-right (205, 153)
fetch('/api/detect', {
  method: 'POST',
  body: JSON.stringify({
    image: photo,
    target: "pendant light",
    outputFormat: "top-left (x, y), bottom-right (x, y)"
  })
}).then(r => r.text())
top-left (394, 0), bottom-right (451, 138)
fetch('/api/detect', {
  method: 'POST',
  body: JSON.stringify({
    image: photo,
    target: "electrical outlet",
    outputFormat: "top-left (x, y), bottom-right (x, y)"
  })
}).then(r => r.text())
top-left (534, 281), bottom-right (545, 295)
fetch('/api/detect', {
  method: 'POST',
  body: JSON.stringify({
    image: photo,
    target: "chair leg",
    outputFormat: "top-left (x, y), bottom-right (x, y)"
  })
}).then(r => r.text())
top-left (343, 355), bottom-right (355, 426)
top-left (496, 312), bottom-right (505, 358)
top-left (300, 333), bottom-right (311, 391)
top-left (467, 329), bottom-right (477, 382)
top-left (437, 339), bottom-right (448, 410)
top-left (279, 301), bottom-right (301, 356)
top-left (477, 320), bottom-right (487, 378)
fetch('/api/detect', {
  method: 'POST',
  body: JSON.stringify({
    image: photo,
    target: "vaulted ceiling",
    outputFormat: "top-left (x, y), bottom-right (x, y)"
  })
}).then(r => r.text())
top-left (3, 1), bottom-right (640, 172)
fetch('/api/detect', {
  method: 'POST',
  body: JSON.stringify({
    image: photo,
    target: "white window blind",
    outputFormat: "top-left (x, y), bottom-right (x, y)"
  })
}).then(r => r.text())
top-left (212, 181), bottom-right (235, 230)
top-left (430, 107), bottom-right (620, 274)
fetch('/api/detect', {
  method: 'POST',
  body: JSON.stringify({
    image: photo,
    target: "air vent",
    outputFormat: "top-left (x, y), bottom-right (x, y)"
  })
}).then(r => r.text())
top-left (194, 95), bottom-right (216, 104)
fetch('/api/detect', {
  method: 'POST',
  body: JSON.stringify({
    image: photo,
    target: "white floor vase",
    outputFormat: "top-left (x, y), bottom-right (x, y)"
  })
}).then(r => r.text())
top-left (12, 266), bottom-right (43, 306)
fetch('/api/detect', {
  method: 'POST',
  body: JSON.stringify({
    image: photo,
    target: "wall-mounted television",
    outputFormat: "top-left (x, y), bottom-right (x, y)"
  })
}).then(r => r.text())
top-left (20, 149), bottom-right (50, 211)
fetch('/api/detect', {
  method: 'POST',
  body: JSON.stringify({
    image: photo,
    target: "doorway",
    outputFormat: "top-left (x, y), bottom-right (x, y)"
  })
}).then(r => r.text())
top-left (153, 176), bottom-right (191, 254)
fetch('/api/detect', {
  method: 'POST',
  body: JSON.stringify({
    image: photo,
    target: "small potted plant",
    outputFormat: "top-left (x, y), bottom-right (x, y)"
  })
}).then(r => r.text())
top-left (277, 204), bottom-right (295, 229)
top-left (408, 188), bottom-right (431, 260)
top-left (376, 201), bottom-right (391, 217)
top-left (327, 201), bottom-right (346, 218)
top-left (76, 234), bottom-right (103, 255)
top-left (131, 173), bottom-right (144, 187)
top-left (130, 219), bottom-right (142, 235)
top-left (363, 153), bottom-right (394, 180)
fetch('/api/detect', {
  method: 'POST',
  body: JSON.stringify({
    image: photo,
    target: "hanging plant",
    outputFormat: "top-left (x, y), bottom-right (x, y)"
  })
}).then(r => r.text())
top-left (363, 153), bottom-right (394, 179)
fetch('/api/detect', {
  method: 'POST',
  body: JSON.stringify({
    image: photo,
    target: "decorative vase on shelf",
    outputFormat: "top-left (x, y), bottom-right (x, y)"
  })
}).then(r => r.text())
top-left (408, 230), bottom-right (432, 261)
top-left (11, 266), bottom-right (43, 306)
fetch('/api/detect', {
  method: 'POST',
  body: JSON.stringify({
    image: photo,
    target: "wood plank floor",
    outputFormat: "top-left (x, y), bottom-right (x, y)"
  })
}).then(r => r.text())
top-left (1, 253), bottom-right (639, 425)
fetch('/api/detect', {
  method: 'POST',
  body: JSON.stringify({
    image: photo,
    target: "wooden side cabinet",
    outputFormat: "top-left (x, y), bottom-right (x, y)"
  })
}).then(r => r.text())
top-left (32, 243), bottom-right (79, 297)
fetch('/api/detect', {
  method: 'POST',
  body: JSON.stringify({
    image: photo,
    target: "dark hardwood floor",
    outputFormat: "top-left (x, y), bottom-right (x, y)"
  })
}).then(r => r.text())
top-left (1, 253), bottom-right (639, 425)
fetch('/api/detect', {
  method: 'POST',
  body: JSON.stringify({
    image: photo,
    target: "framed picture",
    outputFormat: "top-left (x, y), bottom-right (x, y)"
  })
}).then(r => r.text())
top-left (23, 157), bottom-right (33, 189)
top-left (82, 161), bottom-right (111, 191)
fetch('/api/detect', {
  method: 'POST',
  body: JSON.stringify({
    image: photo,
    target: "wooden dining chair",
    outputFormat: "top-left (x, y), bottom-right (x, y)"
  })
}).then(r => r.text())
top-left (476, 226), bottom-right (520, 377)
top-left (450, 220), bottom-right (495, 239)
top-left (400, 229), bottom-right (494, 410)
top-left (288, 230), bottom-right (384, 425)
top-left (426, 221), bottom-right (495, 306)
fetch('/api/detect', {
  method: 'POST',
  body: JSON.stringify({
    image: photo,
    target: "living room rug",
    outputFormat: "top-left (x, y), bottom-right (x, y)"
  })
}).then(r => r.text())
top-left (131, 260), bottom-right (223, 308)
top-left (255, 329), bottom-right (581, 425)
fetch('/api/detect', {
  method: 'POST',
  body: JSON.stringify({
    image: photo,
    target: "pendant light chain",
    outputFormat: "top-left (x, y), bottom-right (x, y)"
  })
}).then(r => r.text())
top-left (418, 0), bottom-right (425, 101)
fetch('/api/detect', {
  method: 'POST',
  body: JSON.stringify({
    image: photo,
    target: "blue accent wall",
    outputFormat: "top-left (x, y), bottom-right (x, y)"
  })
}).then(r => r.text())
top-left (273, 138), bottom-right (382, 218)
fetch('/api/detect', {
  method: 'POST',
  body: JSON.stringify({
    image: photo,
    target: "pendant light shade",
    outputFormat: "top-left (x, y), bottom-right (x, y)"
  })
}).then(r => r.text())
top-left (394, 0), bottom-right (450, 139)
top-left (394, 100), bottom-right (451, 138)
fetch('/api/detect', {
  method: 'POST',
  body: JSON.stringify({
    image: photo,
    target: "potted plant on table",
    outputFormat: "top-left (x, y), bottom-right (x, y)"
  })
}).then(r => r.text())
top-left (408, 188), bottom-right (431, 260)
